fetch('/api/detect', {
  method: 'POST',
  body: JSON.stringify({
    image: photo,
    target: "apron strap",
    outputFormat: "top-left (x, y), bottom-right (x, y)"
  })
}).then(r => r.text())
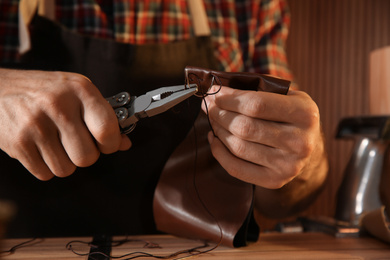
top-left (19, 0), bottom-right (55, 54)
top-left (188, 0), bottom-right (211, 36)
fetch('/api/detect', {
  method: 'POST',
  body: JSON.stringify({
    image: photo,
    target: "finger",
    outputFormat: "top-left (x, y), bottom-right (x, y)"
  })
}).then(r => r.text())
top-left (59, 120), bottom-right (100, 168)
top-left (208, 86), bottom-right (312, 124)
top-left (207, 132), bottom-right (291, 189)
top-left (212, 124), bottom-right (302, 183)
top-left (207, 104), bottom-right (291, 147)
top-left (81, 92), bottom-right (123, 154)
top-left (118, 134), bottom-right (132, 151)
top-left (65, 75), bottom-right (123, 154)
top-left (37, 133), bottom-right (77, 178)
top-left (28, 115), bottom-right (79, 177)
top-left (211, 121), bottom-right (281, 167)
top-left (16, 143), bottom-right (54, 181)
top-left (11, 115), bottom-right (74, 180)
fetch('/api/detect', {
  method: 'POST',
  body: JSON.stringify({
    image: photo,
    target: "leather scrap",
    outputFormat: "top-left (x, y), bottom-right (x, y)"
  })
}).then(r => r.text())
top-left (185, 66), bottom-right (290, 96)
top-left (153, 67), bottom-right (290, 247)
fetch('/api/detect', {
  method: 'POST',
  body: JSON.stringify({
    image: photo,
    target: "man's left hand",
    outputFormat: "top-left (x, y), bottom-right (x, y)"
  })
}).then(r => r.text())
top-left (202, 85), bottom-right (323, 189)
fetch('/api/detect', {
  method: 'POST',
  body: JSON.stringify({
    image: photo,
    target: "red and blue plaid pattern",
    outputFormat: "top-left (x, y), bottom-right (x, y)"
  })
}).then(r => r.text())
top-left (0, 0), bottom-right (292, 79)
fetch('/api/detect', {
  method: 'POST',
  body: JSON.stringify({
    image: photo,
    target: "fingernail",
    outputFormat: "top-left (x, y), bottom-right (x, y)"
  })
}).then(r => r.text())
top-left (210, 85), bottom-right (219, 93)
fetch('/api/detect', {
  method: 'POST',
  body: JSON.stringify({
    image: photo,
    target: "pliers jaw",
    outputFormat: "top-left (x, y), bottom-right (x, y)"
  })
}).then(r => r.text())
top-left (106, 84), bottom-right (198, 134)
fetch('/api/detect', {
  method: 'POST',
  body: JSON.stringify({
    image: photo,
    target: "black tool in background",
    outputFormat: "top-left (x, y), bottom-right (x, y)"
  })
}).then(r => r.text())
top-left (88, 234), bottom-right (112, 260)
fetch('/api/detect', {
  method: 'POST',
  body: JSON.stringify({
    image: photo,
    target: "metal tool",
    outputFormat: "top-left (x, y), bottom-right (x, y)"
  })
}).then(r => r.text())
top-left (299, 116), bottom-right (390, 237)
top-left (335, 116), bottom-right (390, 226)
top-left (106, 84), bottom-right (198, 134)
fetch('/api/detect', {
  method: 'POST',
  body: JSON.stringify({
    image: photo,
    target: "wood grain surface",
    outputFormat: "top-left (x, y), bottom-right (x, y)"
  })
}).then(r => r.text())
top-left (1, 233), bottom-right (389, 260)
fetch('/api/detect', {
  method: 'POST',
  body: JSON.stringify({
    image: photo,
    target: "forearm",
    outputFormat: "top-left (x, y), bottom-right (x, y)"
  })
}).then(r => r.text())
top-left (254, 130), bottom-right (329, 219)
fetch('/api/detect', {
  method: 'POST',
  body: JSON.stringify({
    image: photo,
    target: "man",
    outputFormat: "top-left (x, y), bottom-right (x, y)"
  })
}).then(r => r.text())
top-left (0, 0), bottom-right (328, 238)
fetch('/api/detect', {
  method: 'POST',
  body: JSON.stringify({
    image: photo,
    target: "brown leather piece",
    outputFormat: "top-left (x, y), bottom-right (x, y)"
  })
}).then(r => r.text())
top-left (185, 66), bottom-right (290, 96)
top-left (153, 67), bottom-right (290, 247)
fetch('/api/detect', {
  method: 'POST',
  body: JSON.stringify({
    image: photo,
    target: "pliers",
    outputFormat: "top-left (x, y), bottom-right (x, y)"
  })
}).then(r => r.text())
top-left (106, 84), bottom-right (198, 134)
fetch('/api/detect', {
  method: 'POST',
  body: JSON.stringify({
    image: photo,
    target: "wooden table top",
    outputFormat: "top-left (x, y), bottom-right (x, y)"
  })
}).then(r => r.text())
top-left (1, 232), bottom-right (389, 259)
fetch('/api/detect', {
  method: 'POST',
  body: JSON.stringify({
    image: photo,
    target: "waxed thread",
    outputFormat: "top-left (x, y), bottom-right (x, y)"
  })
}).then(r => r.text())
top-left (186, 72), bottom-right (222, 137)
top-left (65, 237), bottom-right (211, 259)
top-left (0, 238), bottom-right (43, 255)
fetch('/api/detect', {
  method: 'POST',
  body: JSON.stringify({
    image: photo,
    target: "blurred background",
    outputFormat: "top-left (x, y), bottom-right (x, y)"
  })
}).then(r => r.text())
top-left (258, 0), bottom-right (390, 230)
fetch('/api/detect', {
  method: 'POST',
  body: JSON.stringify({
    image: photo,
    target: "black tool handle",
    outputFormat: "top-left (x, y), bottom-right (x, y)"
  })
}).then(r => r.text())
top-left (88, 234), bottom-right (112, 260)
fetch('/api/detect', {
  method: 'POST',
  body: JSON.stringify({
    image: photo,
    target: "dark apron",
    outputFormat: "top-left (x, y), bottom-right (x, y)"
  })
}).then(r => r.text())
top-left (0, 15), bottom-right (217, 238)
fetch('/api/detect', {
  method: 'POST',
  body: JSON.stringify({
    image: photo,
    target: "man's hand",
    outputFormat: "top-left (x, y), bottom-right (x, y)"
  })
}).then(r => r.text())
top-left (0, 68), bottom-right (131, 180)
top-left (202, 85), bottom-right (328, 216)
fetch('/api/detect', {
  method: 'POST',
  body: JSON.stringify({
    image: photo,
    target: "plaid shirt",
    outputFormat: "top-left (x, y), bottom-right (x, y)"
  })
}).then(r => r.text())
top-left (0, 0), bottom-right (292, 79)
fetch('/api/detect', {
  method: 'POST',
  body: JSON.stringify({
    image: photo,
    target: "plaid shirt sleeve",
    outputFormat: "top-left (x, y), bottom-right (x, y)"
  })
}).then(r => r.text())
top-left (236, 0), bottom-right (293, 80)
top-left (0, 0), bottom-right (20, 63)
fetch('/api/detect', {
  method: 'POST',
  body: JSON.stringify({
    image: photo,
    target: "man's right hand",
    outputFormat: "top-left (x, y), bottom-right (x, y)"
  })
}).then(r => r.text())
top-left (0, 68), bottom-right (131, 180)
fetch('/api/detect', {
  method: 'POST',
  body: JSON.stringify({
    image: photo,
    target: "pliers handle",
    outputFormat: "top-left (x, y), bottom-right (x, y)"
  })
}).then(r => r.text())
top-left (106, 83), bottom-right (198, 134)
